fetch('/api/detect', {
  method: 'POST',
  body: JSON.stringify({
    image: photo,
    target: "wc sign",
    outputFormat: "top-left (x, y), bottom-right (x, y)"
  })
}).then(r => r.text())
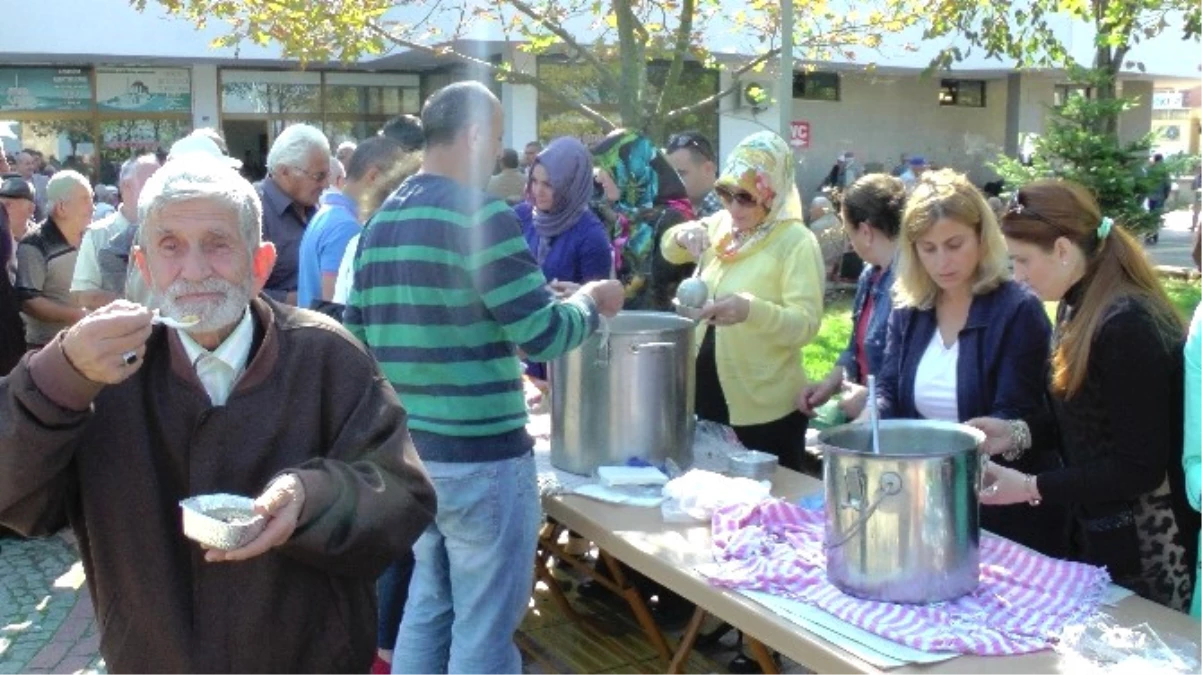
top-left (789, 121), bottom-right (811, 149)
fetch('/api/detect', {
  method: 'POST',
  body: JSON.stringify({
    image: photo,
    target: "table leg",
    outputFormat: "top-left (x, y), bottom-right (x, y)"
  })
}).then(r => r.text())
top-left (666, 606), bottom-right (708, 674)
top-left (599, 550), bottom-right (674, 665)
top-left (745, 636), bottom-right (780, 675)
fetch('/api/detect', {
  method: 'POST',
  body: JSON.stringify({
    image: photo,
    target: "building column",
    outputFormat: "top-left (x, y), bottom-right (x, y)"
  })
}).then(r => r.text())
top-left (1118, 79), bottom-right (1154, 146)
top-left (191, 64), bottom-right (220, 131)
top-left (1003, 73), bottom-right (1055, 159)
top-left (501, 46), bottom-right (539, 149)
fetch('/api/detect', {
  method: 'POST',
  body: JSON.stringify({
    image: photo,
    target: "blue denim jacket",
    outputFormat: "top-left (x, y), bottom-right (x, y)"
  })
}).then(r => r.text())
top-left (835, 261), bottom-right (896, 383)
top-left (876, 279), bottom-right (1051, 423)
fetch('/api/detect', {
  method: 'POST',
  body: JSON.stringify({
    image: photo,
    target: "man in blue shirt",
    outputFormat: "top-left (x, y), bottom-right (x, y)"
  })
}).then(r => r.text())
top-left (297, 137), bottom-right (404, 309)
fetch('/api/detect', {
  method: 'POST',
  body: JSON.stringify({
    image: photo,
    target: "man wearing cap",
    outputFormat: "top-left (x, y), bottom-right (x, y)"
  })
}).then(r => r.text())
top-left (0, 176), bottom-right (37, 245)
top-left (901, 156), bottom-right (927, 193)
top-left (258, 124), bottom-right (330, 305)
top-left (14, 151), bottom-right (50, 222)
top-left (70, 154), bottom-right (160, 310)
top-left (14, 170), bottom-right (92, 349)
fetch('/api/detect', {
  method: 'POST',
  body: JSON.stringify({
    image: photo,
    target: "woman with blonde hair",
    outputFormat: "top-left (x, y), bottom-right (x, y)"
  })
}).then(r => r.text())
top-left (870, 169), bottom-right (1067, 556)
top-left (972, 178), bottom-right (1198, 611)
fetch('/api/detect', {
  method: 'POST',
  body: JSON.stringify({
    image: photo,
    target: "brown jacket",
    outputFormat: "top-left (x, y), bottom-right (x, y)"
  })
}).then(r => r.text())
top-left (0, 297), bottom-right (437, 673)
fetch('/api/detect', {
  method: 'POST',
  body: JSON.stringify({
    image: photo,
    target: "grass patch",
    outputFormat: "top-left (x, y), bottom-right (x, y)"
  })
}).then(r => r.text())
top-left (802, 290), bottom-right (854, 382)
top-left (1164, 277), bottom-right (1201, 320)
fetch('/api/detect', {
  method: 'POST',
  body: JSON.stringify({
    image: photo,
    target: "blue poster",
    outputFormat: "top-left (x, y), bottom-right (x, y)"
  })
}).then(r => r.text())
top-left (0, 67), bottom-right (92, 112)
top-left (96, 67), bottom-right (191, 113)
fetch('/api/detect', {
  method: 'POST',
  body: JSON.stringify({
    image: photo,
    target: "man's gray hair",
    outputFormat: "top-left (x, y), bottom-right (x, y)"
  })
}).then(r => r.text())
top-left (266, 123), bottom-right (330, 173)
top-left (329, 155), bottom-right (345, 183)
top-left (138, 156), bottom-right (262, 255)
top-left (45, 170), bottom-right (91, 212)
top-left (119, 153), bottom-right (160, 184)
top-left (811, 196), bottom-right (832, 211)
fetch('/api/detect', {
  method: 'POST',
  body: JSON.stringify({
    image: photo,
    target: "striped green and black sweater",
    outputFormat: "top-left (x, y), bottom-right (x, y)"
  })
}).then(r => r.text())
top-left (344, 173), bottom-right (599, 463)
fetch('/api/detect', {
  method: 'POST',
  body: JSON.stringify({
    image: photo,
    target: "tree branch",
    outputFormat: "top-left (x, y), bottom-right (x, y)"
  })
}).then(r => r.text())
top-left (504, 0), bottom-right (620, 93)
top-left (664, 48), bottom-right (779, 120)
top-left (363, 21), bottom-right (617, 131)
top-left (614, 0), bottom-right (644, 128)
top-left (652, 0), bottom-right (696, 119)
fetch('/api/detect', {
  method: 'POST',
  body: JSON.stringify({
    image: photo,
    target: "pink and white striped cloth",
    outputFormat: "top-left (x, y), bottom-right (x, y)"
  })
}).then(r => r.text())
top-left (701, 499), bottom-right (1111, 656)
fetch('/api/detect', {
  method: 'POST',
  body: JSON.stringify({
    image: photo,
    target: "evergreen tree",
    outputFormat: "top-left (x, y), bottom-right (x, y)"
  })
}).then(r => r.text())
top-left (992, 68), bottom-right (1170, 236)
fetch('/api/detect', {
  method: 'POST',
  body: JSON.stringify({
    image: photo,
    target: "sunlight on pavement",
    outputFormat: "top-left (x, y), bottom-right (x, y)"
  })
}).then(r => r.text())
top-left (54, 561), bottom-right (87, 590)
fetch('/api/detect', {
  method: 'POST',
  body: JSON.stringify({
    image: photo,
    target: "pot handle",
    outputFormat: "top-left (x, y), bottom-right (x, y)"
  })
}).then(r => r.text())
top-left (825, 471), bottom-right (902, 551)
top-left (629, 341), bottom-right (677, 354)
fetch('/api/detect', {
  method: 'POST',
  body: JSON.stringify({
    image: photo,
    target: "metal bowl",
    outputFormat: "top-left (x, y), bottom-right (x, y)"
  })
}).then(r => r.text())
top-left (727, 450), bottom-right (779, 480)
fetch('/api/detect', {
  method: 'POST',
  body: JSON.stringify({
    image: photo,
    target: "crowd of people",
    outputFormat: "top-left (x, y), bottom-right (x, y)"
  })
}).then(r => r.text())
top-left (0, 76), bottom-right (1199, 675)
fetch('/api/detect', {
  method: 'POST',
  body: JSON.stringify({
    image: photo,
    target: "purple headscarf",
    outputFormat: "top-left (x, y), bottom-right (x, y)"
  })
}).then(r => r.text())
top-left (527, 137), bottom-right (594, 262)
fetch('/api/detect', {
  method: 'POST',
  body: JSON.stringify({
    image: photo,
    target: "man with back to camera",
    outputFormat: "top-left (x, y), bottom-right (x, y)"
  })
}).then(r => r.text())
top-left (345, 81), bottom-right (623, 674)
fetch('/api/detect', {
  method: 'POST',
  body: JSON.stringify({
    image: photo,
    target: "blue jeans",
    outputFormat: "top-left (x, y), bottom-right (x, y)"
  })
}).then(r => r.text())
top-left (391, 453), bottom-right (541, 674)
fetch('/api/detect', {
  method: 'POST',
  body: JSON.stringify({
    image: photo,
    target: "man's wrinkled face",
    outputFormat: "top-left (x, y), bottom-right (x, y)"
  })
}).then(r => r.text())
top-left (137, 198), bottom-right (270, 335)
top-left (275, 147), bottom-right (330, 207)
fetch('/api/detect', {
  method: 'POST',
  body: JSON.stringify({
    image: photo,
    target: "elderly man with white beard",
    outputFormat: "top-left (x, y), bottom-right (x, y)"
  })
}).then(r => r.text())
top-left (0, 156), bottom-right (437, 673)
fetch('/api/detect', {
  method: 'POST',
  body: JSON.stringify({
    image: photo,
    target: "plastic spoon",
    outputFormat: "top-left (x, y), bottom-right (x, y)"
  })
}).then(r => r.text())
top-left (153, 309), bottom-right (200, 330)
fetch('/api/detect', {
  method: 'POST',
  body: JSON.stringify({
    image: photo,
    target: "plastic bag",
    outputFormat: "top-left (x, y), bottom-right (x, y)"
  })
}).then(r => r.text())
top-left (661, 469), bottom-right (772, 523)
top-left (1056, 614), bottom-right (1201, 674)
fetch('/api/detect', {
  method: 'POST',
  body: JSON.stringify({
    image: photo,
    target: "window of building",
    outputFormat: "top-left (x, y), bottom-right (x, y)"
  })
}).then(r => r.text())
top-left (792, 71), bottom-right (840, 101)
top-left (1053, 85), bottom-right (1092, 107)
top-left (939, 79), bottom-right (986, 108)
top-left (0, 66), bottom-right (192, 184)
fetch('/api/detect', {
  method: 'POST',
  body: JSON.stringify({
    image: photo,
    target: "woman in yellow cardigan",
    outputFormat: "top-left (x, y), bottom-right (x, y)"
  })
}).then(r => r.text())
top-left (662, 131), bottom-right (825, 475)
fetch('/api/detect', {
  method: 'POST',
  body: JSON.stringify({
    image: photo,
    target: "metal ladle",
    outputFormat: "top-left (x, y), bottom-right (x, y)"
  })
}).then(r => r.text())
top-left (867, 374), bottom-right (882, 454)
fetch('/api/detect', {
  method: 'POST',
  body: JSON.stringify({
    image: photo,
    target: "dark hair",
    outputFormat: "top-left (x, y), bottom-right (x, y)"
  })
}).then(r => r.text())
top-left (420, 82), bottom-right (498, 148)
top-left (525, 141), bottom-right (542, 150)
top-left (346, 136), bottom-right (404, 181)
top-left (1002, 178), bottom-right (1183, 397)
top-left (379, 114), bottom-right (425, 153)
top-left (665, 131), bottom-right (715, 164)
top-left (841, 173), bottom-right (905, 239)
top-left (500, 148), bottom-right (519, 170)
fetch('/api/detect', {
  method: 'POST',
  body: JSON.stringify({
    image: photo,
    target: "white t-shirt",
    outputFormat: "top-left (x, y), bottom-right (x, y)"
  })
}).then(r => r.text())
top-left (332, 233), bottom-right (359, 305)
top-left (913, 332), bottom-right (960, 422)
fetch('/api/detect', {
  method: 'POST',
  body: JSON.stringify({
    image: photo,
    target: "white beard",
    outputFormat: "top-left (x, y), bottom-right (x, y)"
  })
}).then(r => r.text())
top-left (155, 276), bottom-right (254, 336)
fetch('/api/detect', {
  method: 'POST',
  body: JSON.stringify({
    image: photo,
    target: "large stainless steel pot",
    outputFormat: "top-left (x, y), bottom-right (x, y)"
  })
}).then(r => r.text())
top-left (818, 420), bottom-right (986, 604)
top-left (550, 311), bottom-right (695, 475)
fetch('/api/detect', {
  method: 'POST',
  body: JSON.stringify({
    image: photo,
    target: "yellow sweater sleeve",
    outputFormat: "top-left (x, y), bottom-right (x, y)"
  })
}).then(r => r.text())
top-left (660, 215), bottom-right (724, 266)
top-left (738, 225), bottom-right (825, 349)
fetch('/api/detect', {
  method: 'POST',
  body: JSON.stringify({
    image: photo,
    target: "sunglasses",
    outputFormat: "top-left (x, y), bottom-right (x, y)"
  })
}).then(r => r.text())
top-left (666, 134), bottom-right (715, 163)
top-left (1004, 191), bottom-right (1058, 228)
top-left (715, 187), bottom-right (758, 208)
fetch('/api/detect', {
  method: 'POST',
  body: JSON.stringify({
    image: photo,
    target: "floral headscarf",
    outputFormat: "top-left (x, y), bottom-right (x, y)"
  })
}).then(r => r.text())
top-left (590, 129), bottom-right (695, 309)
top-left (712, 131), bottom-right (803, 258)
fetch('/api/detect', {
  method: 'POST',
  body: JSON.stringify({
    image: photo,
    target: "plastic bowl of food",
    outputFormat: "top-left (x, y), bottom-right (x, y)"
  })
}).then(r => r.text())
top-left (180, 494), bottom-right (266, 551)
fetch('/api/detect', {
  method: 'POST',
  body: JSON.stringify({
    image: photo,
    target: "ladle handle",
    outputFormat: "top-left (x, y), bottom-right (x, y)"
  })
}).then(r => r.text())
top-left (866, 375), bottom-right (882, 455)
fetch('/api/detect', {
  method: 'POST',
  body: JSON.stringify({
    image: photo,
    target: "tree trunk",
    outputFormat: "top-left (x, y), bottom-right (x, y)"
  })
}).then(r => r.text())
top-left (1093, 45), bottom-right (1121, 137)
top-left (614, 0), bottom-right (645, 133)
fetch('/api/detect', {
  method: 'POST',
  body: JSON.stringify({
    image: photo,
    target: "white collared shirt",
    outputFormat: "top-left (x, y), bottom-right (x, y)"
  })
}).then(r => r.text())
top-left (176, 309), bottom-right (255, 406)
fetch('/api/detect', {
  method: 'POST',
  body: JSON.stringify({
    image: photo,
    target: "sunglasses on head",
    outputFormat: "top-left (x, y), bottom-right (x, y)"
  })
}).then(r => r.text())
top-left (715, 186), bottom-right (758, 208)
top-left (666, 134), bottom-right (715, 163)
top-left (1004, 191), bottom-right (1058, 228)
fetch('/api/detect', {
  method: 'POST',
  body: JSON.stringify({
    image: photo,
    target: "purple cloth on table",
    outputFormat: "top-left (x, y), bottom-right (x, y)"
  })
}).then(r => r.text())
top-left (701, 500), bottom-right (1110, 656)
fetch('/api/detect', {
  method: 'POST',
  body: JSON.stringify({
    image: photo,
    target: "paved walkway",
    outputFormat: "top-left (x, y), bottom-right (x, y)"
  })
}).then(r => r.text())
top-left (0, 532), bottom-right (104, 674)
top-left (1146, 209), bottom-right (1199, 270)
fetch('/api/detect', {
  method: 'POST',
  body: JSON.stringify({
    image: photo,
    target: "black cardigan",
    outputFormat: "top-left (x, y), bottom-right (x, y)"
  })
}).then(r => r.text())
top-left (1031, 285), bottom-right (1198, 577)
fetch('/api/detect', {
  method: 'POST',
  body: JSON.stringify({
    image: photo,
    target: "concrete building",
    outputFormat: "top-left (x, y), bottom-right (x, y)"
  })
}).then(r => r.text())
top-left (2, 0), bottom-right (1198, 194)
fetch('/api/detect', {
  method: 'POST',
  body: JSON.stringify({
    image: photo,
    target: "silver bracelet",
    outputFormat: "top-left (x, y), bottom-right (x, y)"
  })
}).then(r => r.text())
top-left (1002, 420), bottom-right (1031, 462)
